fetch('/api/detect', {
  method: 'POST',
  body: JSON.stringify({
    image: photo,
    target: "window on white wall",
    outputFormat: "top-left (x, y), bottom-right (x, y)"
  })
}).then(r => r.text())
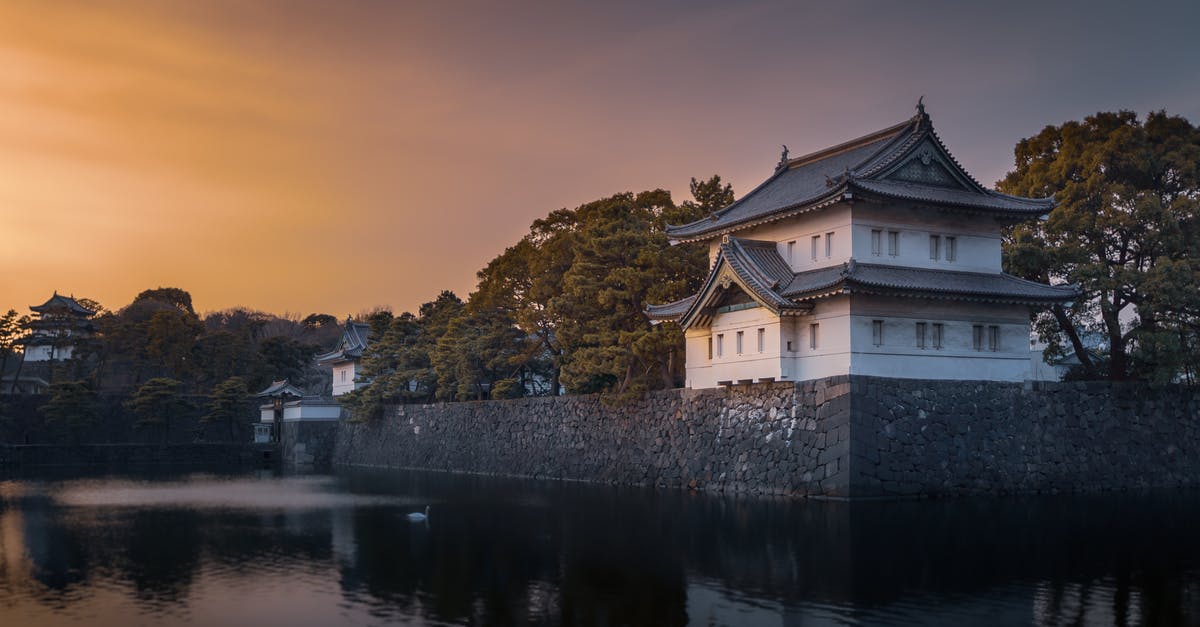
top-left (871, 229), bottom-right (882, 256)
top-left (989, 325), bottom-right (1000, 352)
top-left (811, 236), bottom-right (820, 260)
top-left (825, 232), bottom-right (834, 258)
top-left (972, 325), bottom-right (985, 351)
top-left (915, 322), bottom-right (926, 349)
top-left (929, 235), bottom-right (941, 260)
top-left (707, 337), bottom-right (713, 360)
top-left (736, 331), bottom-right (744, 355)
top-left (809, 323), bottom-right (819, 350)
top-left (888, 231), bottom-right (899, 256)
top-left (787, 340), bottom-right (794, 352)
top-left (716, 334), bottom-right (724, 357)
top-left (946, 237), bottom-right (957, 262)
top-left (872, 320), bottom-right (884, 346)
top-left (932, 323), bottom-right (943, 349)
top-left (757, 328), bottom-right (765, 353)
top-left (787, 240), bottom-right (795, 264)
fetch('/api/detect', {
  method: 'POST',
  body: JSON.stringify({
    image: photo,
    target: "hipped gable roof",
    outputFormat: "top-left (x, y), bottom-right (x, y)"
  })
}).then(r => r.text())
top-left (647, 236), bottom-right (814, 329)
top-left (647, 237), bottom-right (1079, 329)
top-left (665, 106), bottom-right (1054, 243)
top-left (315, 318), bottom-right (372, 365)
top-left (31, 292), bottom-right (94, 316)
top-left (255, 379), bottom-right (305, 398)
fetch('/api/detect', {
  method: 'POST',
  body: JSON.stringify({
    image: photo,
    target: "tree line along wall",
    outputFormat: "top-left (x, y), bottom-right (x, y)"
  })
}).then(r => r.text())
top-left (333, 376), bottom-right (1200, 498)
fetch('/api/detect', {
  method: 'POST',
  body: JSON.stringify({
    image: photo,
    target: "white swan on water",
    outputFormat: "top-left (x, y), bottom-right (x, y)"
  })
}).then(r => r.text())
top-left (406, 506), bottom-right (429, 522)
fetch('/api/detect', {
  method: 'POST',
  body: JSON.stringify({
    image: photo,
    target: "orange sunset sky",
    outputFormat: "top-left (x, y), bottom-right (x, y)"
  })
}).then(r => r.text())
top-left (1, 0), bottom-right (1198, 317)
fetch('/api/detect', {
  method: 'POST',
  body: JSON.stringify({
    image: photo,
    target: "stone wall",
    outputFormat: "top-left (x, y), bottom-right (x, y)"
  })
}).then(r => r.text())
top-left (333, 376), bottom-right (1200, 498)
top-left (280, 420), bottom-right (339, 471)
top-left (335, 378), bottom-right (852, 497)
top-left (851, 377), bottom-right (1200, 497)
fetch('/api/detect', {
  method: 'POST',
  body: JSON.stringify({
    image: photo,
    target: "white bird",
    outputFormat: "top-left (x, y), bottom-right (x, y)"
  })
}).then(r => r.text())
top-left (406, 506), bottom-right (429, 522)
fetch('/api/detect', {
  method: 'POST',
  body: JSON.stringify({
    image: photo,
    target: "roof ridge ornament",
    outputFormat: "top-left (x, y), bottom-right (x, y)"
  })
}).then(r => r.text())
top-left (776, 144), bottom-right (790, 171)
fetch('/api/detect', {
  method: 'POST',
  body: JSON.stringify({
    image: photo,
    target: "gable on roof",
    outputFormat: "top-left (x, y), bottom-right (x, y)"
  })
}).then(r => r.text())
top-left (664, 106), bottom-right (1053, 243)
top-left (315, 318), bottom-right (373, 365)
top-left (30, 292), bottom-right (94, 316)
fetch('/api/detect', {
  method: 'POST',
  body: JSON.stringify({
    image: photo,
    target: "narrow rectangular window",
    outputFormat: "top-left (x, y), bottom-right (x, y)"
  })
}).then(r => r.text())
top-left (916, 322), bottom-right (926, 349)
top-left (707, 337), bottom-right (713, 360)
top-left (932, 323), bottom-right (943, 349)
top-left (825, 232), bottom-right (834, 258)
top-left (786, 340), bottom-right (794, 352)
top-left (787, 240), bottom-right (796, 264)
top-left (809, 323), bottom-right (819, 350)
top-left (716, 334), bottom-right (724, 357)
top-left (736, 331), bottom-right (744, 355)
top-left (929, 235), bottom-right (941, 260)
top-left (811, 235), bottom-right (820, 260)
top-left (341, 370), bottom-right (346, 382)
top-left (946, 237), bottom-right (957, 262)
top-left (871, 229), bottom-right (882, 256)
top-left (872, 320), bottom-right (884, 346)
top-left (989, 325), bottom-right (1000, 352)
top-left (972, 325), bottom-right (984, 351)
top-left (888, 231), bottom-right (899, 256)
top-left (757, 328), bottom-right (765, 353)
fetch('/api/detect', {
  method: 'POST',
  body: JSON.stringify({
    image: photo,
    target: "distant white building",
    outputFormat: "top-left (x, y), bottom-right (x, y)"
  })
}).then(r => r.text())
top-left (647, 104), bottom-right (1078, 388)
top-left (24, 292), bottom-right (95, 362)
top-left (315, 318), bottom-right (372, 396)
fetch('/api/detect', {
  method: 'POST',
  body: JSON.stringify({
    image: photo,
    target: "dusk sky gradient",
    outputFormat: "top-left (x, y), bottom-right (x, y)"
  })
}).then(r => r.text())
top-left (1, 0), bottom-right (1198, 317)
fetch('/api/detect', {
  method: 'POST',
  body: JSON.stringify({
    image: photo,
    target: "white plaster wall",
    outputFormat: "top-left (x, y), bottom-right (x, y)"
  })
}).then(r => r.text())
top-left (845, 297), bottom-right (1034, 381)
top-left (708, 204), bottom-right (852, 272)
top-left (22, 345), bottom-right (74, 362)
top-left (782, 296), bottom-right (853, 382)
top-left (684, 328), bottom-right (714, 389)
top-left (331, 363), bottom-right (357, 396)
top-left (710, 306), bottom-right (782, 384)
top-left (850, 204), bottom-right (1003, 273)
top-left (282, 401), bottom-right (342, 422)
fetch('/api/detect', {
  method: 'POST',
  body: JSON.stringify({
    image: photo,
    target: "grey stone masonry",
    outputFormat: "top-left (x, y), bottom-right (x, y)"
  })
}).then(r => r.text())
top-left (335, 377), bottom-right (852, 497)
top-left (852, 377), bottom-right (1200, 497)
top-left (333, 376), bottom-right (1200, 498)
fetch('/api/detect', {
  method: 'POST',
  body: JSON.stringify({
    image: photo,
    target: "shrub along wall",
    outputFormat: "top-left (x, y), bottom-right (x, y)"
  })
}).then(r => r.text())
top-left (335, 376), bottom-right (1200, 498)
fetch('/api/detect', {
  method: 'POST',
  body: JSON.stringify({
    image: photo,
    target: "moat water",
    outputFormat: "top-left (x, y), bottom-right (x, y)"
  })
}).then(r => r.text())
top-left (0, 468), bottom-right (1198, 626)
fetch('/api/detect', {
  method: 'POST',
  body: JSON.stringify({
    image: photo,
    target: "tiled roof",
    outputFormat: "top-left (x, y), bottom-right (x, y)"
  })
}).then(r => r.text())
top-left (30, 292), bottom-right (94, 316)
top-left (645, 295), bottom-right (696, 321)
top-left (255, 379), bottom-right (305, 398)
top-left (316, 318), bottom-right (372, 364)
top-left (665, 109), bottom-right (1054, 242)
top-left (786, 261), bottom-right (1080, 304)
top-left (647, 247), bottom-right (1079, 327)
top-left (645, 236), bottom-right (813, 327)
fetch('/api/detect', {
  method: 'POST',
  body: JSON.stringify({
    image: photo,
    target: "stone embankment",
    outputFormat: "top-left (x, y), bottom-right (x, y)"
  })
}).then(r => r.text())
top-left (334, 376), bottom-right (1200, 498)
top-left (335, 378), bottom-right (852, 497)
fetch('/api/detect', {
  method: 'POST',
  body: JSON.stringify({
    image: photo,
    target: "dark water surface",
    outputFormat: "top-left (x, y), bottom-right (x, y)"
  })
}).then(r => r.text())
top-left (1, 468), bottom-right (1199, 626)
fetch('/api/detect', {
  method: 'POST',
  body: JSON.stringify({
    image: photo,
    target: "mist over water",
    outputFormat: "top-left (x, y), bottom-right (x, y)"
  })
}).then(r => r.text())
top-left (1, 468), bottom-right (1199, 626)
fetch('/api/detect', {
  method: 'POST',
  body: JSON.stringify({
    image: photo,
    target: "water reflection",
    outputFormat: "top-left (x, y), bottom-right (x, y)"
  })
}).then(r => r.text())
top-left (0, 469), bottom-right (1198, 626)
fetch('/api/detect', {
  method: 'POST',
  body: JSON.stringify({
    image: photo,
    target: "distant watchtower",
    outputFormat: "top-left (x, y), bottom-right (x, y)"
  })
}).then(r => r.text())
top-left (25, 292), bottom-right (95, 362)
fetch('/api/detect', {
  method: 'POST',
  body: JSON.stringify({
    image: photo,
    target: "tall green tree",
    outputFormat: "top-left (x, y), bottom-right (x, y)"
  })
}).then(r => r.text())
top-left (126, 377), bottom-right (189, 443)
top-left (552, 187), bottom-right (711, 395)
top-left (344, 292), bottom-right (464, 418)
top-left (998, 111), bottom-right (1200, 381)
top-left (0, 309), bottom-right (31, 392)
top-left (203, 376), bottom-right (252, 441)
top-left (40, 380), bottom-right (98, 438)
